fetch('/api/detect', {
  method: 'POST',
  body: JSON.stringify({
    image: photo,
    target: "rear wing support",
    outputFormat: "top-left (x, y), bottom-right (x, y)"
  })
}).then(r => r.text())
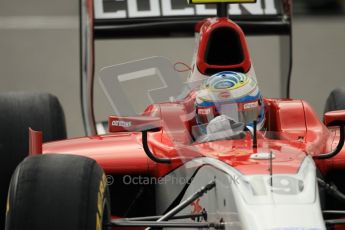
top-left (79, 0), bottom-right (293, 136)
top-left (280, 1), bottom-right (293, 99)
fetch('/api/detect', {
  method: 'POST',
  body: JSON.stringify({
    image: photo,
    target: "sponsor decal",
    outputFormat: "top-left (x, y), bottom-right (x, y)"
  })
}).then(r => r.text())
top-left (219, 91), bottom-right (231, 99)
top-left (268, 175), bottom-right (304, 195)
top-left (243, 101), bottom-right (258, 110)
top-left (191, 198), bottom-right (203, 214)
top-left (94, 0), bottom-right (279, 19)
top-left (198, 107), bottom-right (212, 115)
top-left (250, 152), bottom-right (275, 159)
top-left (111, 120), bottom-right (132, 128)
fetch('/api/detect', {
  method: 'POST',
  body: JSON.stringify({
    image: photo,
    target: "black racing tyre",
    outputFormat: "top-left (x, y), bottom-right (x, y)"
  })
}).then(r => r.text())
top-left (324, 87), bottom-right (345, 113)
top-left (0, 92), bottom-right (67, 229)
top-left (5, 154), bottom-right (111, 230)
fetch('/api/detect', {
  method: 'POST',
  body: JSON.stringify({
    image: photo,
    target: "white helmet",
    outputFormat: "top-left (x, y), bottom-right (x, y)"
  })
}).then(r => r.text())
top-left (195, 71), bottom-right (265, 130)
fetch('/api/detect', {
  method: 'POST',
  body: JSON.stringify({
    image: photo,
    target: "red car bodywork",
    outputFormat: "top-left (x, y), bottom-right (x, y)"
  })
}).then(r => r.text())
top-left (36, 97), bottom-right (342, 179)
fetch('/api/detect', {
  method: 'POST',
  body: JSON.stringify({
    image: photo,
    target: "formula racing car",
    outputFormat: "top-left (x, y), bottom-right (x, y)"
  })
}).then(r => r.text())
top-left (1, 1), bottom-right (345, 230)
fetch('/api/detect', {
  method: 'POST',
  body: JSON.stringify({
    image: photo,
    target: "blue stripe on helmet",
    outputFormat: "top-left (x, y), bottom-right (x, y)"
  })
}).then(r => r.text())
top-left (196, 92), bottom-right (262, 107)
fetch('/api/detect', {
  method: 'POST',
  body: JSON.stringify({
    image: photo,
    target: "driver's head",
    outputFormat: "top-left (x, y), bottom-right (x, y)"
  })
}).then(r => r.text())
top-left (195, 71), bottom-right (265, 129)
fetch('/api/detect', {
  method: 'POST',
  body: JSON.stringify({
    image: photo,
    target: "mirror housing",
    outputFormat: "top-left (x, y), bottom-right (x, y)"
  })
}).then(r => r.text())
top-left (324, 110), bottom-right (345, 126)
top-left (108, 116), bottom-right (161, 133)
top-left (108, 115), bottom-right (170, 164)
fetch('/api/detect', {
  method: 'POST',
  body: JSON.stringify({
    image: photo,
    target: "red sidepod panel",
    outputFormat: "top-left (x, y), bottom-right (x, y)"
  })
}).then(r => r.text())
top-left (265, 98), bottom-right (345, 175)
top-left (43, 133), bottom-right (156, 174)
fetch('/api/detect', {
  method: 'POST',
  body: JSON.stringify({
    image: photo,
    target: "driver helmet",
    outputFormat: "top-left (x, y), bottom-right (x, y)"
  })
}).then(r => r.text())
top-left (195, 71), bottom-right (265, 131)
